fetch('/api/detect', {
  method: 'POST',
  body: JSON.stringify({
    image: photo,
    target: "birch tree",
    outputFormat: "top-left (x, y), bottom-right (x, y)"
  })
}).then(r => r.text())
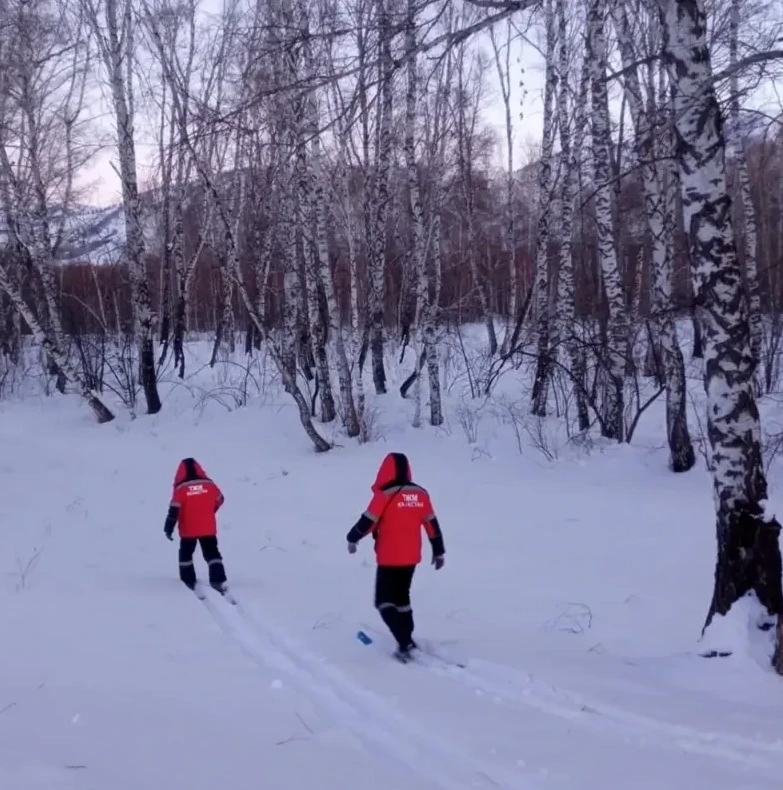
top-left (141, 0), bottom-right (330, 452)
top-left (300, 0), bottom-right (360, 437)
top-left (295, 77), bottom-right (337, 423)
top-left (727, 0), bottom-right (762, 391)
top-left (611, 1), bottom-right (694, 471)
top-left (366, 0), bottom-right (393, 395)
top-left (587, 0), bottom-right (627, 440)
top-left (530, 0), bottom-right (558, 417)
top-left (324, 20), bottom-right (370, 439)
top-left (0, 0), bottom-right (94, 393)
top-left (403, 0), bottom-right (427, 423)
top-left (553, 0), bottom-right (590, 431)
top-left (0, 265), bottom-right (115, 422)
top-left (149, 0), bottom-right (210, 378)
top-left (83, 0), bottom-right (162, 414)
top-left (658, 0), bottom-right (783, 673)
top-left (490, 18), bottom-right (518, 356)
top-left (458, 38), bottom-right (497, 354)
top-left (401, 0), bottom-right (446, 428)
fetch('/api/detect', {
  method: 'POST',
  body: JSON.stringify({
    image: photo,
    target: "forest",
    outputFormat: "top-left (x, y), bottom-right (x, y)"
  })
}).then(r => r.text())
top-left (2, 0), bottom-right (783, 668)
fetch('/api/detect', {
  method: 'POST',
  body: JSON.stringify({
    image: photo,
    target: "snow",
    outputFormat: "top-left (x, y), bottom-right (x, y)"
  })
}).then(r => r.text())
top-left (3, 331), bottom-right (783, 790)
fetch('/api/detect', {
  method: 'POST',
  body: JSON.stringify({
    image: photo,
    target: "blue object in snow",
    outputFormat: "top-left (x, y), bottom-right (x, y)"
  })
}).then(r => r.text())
top-left (356, 630), bottom-right (373, 645)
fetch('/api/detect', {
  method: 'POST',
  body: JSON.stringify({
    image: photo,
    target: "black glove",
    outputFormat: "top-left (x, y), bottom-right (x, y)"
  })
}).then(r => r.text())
top-left (164, 528), bottom-right (174, 542)
top-left (432, 555), bottom-right (444, 570)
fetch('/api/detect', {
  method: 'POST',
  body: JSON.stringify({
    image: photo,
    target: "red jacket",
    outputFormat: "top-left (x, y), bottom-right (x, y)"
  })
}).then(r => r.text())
top-left (164, 458), bottom-right (224, 539)
top-left (346, 453), bottom-right (444, 566)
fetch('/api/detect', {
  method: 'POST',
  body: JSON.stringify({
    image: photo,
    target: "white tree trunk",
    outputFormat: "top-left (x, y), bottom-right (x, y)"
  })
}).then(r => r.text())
top-left (296, 109), bottom-right (336, 423)
top-left (459, 41), bottom-right (497, 355)
top-left (366, 0), bottom-right (393, 395)
top-left (402, 0), bottom-right (442, 428)
top-left (0, 266), bottom-right (115, 423)
top-left (141, 2), bottom-right (329, 451)
top-left (659, 0), bottom-right (783, 672)
top-left (587, 0), bottom-right (627, 441)
top-left (304, 38), bottom-right (360, 436)
top-left (493, 19), bottom-right (518, 355)
top-left (87, 0), bottom-right (161, 414)
top-left (612, 1), bottom-right (694, 471)
top-left (404, 0), bottom-right (424, 427)
top-left (728, 0), bottom-right (762, 391)
top-left (530, 0), bottom-right (558, 417)
top-left (554, 1), bottom-right (589, 431)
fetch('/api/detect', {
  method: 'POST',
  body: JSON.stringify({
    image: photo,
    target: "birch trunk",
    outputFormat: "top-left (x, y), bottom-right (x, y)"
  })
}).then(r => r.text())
top-left (172, 189), bottom-right (188, 377)
top-left (296, 109), bottom-right (336, 423)
top-left (0, 266), bottom-right (115, 423)
top-left (211, 171), bottom-right (242, 365)
top-left (459, 42), bottom-right (497, 354)
top-left (659, 0), bottom-right (783, 672)
top-left (425, 200), bottom-right (444, 428)
top-left (334, 128), bottom-right (367, 437)
top-left (493, 19), bottom-right (517, 355)
top-left (660, 87), bottom-right (696, 472)
top-left (175, 184), bottom-right (209, 378)
top-left (402, 0), bottom-right (442, 427)
top-left (404, 0), bottom-right (427, 427)
top-left (17, 60), bottom-right (67, 393)
top-left (587, 0), bottom-right (627, 441)
top-left (87, 0), bottom-right (161, 414)
top-left (728, 0), bottom-right (762, 391)
top-left (251, 191), bottom-right (274, 329)
top-left (280, 155), bottom-right (300, 385)
top-left (420, 49), bottom-right (450, 429)
top-left (554, 1), bottom-right (589, 431)
top-left (367, 0), bottom-right (393, 395)
top-left (303, 29), bottom-right (360, 437)
top-left (530, 0), bottom-right (558, 417)
top-left (612, 1), bottom-right (694, 471)
top-left (141, 2), bottom-right (328, 452)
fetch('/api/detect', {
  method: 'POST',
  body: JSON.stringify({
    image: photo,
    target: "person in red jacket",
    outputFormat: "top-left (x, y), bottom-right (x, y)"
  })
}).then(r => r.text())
top-left (163, 457), bottom-right (229, 593)
top-left (346, 452), bottom-right (445, 659)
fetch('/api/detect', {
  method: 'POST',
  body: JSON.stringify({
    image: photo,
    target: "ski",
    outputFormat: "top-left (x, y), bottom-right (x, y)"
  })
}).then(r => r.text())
top-left (192, 584), bottom-right (207, 600)
top-left (416, 643), bottom-right (466, 670)
top-left (215, 585), bottom-right (237, 605)
top-left (356, 629), bottom-right (465, 668)
top-left (193, 582), bottom-right (236, 605)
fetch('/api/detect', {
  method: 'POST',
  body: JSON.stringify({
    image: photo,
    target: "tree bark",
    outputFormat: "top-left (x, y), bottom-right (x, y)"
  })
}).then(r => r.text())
top-left (587, 0), bottom-right (627, 441)
top-left (0, 266), bottom-right (115, 423)
top-left (302, 21), bottom-right (360, 437)
top-left (530, 0), bottom-right (558, 417)
top-left (88, 0), bottom-right (162, 414)
top-left (728, 0), bottom-right (762, 392)
top-left (554, 0), bottom-right (589, 431)
top-left (659, 0), bottom-right (783, 671)
top-left (612, 2), bottom-right (694, 471)
top-left (367, 0), bottom-right (393, 395)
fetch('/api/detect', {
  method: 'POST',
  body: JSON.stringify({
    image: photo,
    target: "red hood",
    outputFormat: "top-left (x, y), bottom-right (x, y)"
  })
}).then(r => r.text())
top-left (174, 458), bottom-right (208, 486)
top-left (372, 453), bottom-right (412, 492)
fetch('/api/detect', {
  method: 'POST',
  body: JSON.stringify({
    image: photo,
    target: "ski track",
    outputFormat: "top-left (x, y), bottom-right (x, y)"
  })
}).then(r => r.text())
top-left (194, 585), bottom-right (535, 790)
top-left (404, 639), bottom-right (783, 770)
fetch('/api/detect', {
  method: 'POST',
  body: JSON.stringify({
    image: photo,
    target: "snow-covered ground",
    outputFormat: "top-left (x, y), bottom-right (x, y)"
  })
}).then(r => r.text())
top-left (3, 330), bottom-right (783, 790)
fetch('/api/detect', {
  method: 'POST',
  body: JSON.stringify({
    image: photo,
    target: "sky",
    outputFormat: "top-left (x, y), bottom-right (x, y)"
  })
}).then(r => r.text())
top-left (73, 8), bottom-right (549, 207)
top-left (74, 2), bottom-right (782, 209)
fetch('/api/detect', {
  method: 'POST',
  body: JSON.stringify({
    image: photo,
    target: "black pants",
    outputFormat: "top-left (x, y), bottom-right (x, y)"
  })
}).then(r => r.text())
top-left (179, 536), bottom-right (227, 590)
top-left (374, 565), bottom-right (416, 650)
